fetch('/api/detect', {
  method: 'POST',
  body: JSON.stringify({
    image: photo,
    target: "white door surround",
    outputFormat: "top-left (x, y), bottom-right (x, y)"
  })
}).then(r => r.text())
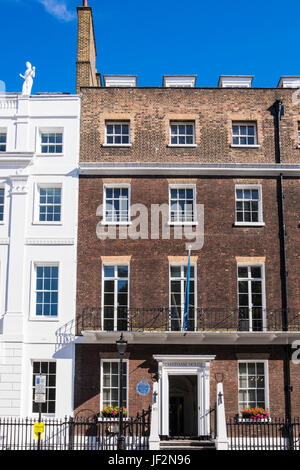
top-left (153, 355), bottom-right (215, 437)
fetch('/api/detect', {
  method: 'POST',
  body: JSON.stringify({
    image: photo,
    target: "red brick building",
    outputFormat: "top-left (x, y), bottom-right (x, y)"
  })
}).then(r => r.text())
top-left (75, 2), bottom-right (300, 439)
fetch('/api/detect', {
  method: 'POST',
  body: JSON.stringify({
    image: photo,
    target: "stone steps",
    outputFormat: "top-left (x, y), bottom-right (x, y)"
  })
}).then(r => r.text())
top-left (160, 439), bottom-right (216, 451)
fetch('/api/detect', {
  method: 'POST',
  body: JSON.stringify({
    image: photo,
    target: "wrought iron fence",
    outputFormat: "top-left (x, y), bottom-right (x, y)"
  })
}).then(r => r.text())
top-left (227, 417), bottom-right (300, 451)
top-left (78, 307), bottom-right (300, 334)
top-left (0, 408), bottom-right (151, 451)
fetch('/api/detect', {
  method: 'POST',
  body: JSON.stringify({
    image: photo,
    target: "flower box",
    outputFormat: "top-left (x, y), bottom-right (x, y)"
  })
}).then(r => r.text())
top-left (240, 407), bottom-right (270, 421)
top-left (101, 406), bottom-right (127, 419)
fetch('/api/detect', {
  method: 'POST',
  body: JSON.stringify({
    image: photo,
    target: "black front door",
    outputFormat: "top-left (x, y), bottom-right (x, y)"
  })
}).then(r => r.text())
top-left (169, 396), bottom-right (184, 436)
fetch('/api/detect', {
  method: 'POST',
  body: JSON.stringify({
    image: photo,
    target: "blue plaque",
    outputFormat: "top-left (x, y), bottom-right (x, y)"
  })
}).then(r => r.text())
top-left (136, 381), bottom-right (151, 396)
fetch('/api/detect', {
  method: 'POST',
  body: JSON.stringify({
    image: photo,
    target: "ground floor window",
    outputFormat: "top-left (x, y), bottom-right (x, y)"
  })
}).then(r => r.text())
top-left (101, 360), bottom-right (128, 412)
top-left (238, 361), bottom-right (267, 413)
top-left (32, 361), bottom-right (56, 414)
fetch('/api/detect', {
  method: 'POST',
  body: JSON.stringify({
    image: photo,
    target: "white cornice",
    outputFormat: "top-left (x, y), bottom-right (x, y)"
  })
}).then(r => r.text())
top-left (79, 162), bottom-right (300, 177)
top-left (0, 153), bottom-right (33, 167)
top-left (80, 330), bottom-right (300, 345)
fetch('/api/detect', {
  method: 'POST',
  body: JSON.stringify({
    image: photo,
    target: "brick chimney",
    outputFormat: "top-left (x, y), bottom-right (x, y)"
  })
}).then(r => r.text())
top-left (76, 1), bottom-right (101, 93)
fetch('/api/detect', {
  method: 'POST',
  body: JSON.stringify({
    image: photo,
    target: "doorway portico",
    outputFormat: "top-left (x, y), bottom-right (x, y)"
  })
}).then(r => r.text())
top-left (153, 355), bottom-right (215, 438)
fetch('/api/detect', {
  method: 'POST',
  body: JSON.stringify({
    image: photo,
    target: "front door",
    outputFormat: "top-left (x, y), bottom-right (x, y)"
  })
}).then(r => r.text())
top-left (168, 375), bottom-right (198, 437)
top-left (169, 396), bottom-right (184, 436)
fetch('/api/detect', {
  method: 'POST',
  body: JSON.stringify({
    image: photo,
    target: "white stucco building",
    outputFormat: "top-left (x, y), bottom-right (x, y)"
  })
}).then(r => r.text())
top-left (0, 92), bottom-right (80, 417)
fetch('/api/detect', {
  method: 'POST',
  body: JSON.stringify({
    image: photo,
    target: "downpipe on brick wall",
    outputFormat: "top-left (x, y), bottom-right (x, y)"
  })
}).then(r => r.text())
top-left (274, 100), bottom-right (293, 450)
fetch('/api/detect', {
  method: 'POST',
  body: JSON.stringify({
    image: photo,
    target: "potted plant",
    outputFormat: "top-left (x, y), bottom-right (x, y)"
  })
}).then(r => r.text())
top-left (241, 407), bottom-right (270, 421)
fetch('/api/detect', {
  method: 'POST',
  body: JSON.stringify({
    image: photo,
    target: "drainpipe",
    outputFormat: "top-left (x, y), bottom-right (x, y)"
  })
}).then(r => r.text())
top-left (274, 100), bottom-right (293, 449)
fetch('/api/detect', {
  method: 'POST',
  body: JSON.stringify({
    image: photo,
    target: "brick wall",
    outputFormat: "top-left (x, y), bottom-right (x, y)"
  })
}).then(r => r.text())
top-left (74, 344), bottom-right (300, 419)
top-left (76, 176), bottom-right (300, 321)
top-left (79, 87), bottom-right (300, 164)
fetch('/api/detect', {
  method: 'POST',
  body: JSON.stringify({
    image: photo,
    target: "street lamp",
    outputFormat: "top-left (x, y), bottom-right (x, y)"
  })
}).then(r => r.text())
top-left (116, 332), bottom-right (127, 450)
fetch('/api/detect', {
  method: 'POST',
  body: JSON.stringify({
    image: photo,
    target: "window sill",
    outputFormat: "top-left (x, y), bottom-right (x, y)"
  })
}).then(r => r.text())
top-left (29, 317), bottom-right (59, 322)
top-left (231, 144), bottom-right (260, 149)
top-left (167, 144), bottom-right (197, 148)
top-left (32, 222), bottom-right (62, 226)
top-left (101, 221), bottom-right (132, 226)
top-left (102, 144), bottom-right (132, 148)
top-left (36, 153), bottom-right (64, 157)
top-left (234, 222), bottom-right (265, 227)
top-left (168, 221), bottom-right (198, 226)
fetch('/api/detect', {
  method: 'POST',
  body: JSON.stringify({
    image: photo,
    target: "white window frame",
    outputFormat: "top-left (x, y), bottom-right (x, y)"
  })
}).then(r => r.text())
top-left (168, 184), bottom-right (197, 225)
top-left (31, 360), bottom-right (57, 416)
top-left (104, 121), bottom-right (131, 147)
top-left (39, 128), bottom-right (64, 156)
top-left (100, 359), bottom-right (129, 414)
top-left (298, 122), bottom-right (300, 147)
top-left (234, 184), bottom-right (264, 226)
top-left (169, 262), bottom-right (197, 332)
top-left (231, 122), bottom-right (258, 147)
top-left (237, 360), bottom-right (269, 417)
top-left (30, 262), bottom-right (60, 321)
top-left (102, 184), bottom-right (131, 225)
top-left (169, 121), bottom-right (196, 147)
top-left (0, 128), bottom-right (7, 152)
top-left (33, 183), bottom-right (63, 225)
top-left (237, 262), bottom-right (266, 332)
top-left (101, 263), bottom-right (130, 331)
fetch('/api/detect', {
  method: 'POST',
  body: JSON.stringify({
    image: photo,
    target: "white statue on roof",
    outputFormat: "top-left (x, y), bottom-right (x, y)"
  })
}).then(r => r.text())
top-left (20, 62), bottom-right (36, 96)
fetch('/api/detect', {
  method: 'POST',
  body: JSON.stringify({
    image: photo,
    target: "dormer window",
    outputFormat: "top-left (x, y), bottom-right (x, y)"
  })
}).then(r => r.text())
top-left (277, 76), bottom-right (300, 88)
top-left (103, 76), bottom-right (137, 87)
top-left (163, 76), bottom-right (197, 88)
top-left (218, 76), bottom-right (254, 88)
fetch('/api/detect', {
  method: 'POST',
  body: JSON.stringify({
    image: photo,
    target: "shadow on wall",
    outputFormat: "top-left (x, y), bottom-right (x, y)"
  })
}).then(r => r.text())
top-left (55, 319), bottom-right (76, 353)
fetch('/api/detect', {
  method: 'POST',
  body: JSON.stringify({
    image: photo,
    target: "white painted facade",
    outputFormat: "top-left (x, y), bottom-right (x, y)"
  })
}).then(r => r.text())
top-left (0, 93), bottom-right (80, 417)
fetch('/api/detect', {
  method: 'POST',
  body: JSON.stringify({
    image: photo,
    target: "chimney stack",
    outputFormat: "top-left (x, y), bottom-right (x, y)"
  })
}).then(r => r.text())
top-left (76, 2), bottom-right (101, 93)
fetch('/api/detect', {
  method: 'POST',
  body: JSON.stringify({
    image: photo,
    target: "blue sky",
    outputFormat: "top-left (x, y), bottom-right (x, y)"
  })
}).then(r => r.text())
top-left (1, 0), bottom-right (300, 93)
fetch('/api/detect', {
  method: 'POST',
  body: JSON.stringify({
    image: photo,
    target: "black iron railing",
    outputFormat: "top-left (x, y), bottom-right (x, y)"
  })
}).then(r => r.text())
top-left (78, 307), bottom-right (300, 334)
top-left (226, 417), bottom-right (300, 451)
top-left (0, 408), bottom-right (151, 451)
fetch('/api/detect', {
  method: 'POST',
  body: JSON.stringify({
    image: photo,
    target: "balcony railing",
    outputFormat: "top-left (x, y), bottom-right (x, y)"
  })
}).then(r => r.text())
top-left (78, 307), bottom-right (300, 334)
